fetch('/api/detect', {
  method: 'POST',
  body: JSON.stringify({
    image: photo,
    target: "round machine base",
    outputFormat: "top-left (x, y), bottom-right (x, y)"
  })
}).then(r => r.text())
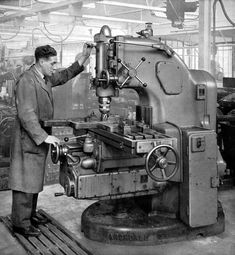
top-left (81, 198), bottom-right (225, 245)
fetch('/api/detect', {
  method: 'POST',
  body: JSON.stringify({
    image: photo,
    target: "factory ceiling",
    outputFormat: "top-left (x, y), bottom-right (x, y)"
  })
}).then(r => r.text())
top-left (0, 0), bottom-right (234, 49)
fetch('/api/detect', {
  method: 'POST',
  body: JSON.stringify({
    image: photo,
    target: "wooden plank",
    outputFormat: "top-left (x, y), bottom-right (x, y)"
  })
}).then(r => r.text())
top-left (39, 210), bottom-right (92, 255)
top-left (39, 225), bottom-right (77, 255)
top-left (28, 236), bottom-right (52, 255)
top-left (1, 212), bottom-right (93, 255)
top-left (38, 234), bottom-right (65, 255)
top-left (48, 224), bottom-right (88, 255)
top-left (15, 234), bottom-right (41, 255)
top-left (1, 217), bottom-right (41, 255)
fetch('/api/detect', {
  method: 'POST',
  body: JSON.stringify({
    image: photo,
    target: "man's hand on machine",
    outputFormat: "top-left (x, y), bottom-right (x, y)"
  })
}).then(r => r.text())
top-left (77, 42), bottom-right (94, 66)
top-left (83, 42), bottom-right (94, 57)
top-left (44, 135), bottom-right (61, 147)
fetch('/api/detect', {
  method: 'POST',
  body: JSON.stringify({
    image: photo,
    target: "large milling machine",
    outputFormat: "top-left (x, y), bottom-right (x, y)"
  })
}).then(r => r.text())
top-left (45, 24), bottom-right (225, 245)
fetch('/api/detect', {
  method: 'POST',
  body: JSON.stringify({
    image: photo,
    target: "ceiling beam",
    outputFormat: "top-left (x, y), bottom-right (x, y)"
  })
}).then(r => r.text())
top-left (97, 1), bottom-right (165, 12)
top-left (82, 14), bottom-right (160, 25)
top-left (0, 0), bottom-right (83, 23)
top-left (0, 5), bottom-right (28, 11)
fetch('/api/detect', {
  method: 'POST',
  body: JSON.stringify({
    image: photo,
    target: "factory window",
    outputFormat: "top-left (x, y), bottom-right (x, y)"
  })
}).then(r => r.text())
top-left (216, 45), bottom-right (233, 78)
top-left (166, 39), bottom-right (234, 83)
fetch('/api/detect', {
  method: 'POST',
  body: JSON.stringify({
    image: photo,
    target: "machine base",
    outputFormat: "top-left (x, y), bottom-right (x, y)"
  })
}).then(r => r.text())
top-left (81, 198), bottom-right (225, 245)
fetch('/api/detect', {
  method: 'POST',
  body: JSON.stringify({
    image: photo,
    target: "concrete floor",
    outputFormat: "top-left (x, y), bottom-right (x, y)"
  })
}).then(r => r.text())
top-left (0, 184), bottom-right (235, 255)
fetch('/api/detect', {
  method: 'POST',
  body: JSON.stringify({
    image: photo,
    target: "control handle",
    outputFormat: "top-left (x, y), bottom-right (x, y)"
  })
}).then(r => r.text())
top-left (54, 192), bottom-right (65, 197)
top-left (64, 134), bottom-right (87, 142)
top-left (117, 57), bottom-right (147, 88)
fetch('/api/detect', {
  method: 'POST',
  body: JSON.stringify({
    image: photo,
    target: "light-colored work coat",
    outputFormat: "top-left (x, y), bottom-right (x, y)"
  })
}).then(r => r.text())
top-left (9, 62), bottom-right (84, 193)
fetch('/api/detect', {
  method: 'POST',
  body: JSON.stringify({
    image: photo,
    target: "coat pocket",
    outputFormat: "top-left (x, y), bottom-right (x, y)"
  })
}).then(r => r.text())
top-left (21, 130), bottom-right (41, 154)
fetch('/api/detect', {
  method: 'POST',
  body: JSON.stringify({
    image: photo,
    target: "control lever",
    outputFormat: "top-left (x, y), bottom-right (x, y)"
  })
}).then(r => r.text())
top-left (54, 192), bottom-right (65, 197)
top-left (64, 134), bottom-right (87, 142)
top-left (117, 58), bottom-right (147, 88)
top-left (66, 153), bottom-right (80, 164)
top-left (54, 184), bottom-right (72, 197)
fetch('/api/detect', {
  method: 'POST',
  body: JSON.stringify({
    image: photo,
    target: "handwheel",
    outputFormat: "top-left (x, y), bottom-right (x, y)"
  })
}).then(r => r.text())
top-left (100, 69), bottom-right (110, 89)
top-left (145, 144), bottom-right (179, 182)
top-left (51, 144), bottom-right (60, 164)
top-left (51, 144), bottom-right (80, 164)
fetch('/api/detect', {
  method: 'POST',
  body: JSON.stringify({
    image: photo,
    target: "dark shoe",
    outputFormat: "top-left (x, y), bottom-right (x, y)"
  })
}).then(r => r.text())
top-left (13, 225), bottom-right (41, 237)
top-left (31, 215), bottom-right (49, 226)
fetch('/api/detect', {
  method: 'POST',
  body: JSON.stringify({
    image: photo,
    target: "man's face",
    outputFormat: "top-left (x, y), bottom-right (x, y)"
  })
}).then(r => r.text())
top-left (39, 56), bottom-right (57, 76)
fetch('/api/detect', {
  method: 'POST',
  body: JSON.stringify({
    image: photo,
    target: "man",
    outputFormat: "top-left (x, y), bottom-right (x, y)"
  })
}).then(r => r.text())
top-left (9, 43), bottom-right (93, 237)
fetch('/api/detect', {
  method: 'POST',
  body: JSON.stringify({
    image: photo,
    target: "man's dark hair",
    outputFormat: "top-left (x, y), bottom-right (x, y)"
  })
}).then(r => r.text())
top-left (35, 45), bottom-right (57, 62)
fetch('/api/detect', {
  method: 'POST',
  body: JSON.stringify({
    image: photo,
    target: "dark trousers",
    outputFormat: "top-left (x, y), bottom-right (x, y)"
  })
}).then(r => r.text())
top-left (11, 190), bottom-right (38, 228)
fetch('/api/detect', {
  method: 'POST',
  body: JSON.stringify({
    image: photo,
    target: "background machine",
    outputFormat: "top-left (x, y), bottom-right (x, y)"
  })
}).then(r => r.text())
top-left (46, 24), bottom-right (225, 245)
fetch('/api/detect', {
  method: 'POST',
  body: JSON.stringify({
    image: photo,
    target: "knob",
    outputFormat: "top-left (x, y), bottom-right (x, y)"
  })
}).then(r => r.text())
top-left (64, 137), bottom-right (69, 142)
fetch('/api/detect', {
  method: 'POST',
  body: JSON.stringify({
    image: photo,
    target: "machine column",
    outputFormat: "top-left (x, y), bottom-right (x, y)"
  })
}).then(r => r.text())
top-left (198, 0), bottom-right (212, 73)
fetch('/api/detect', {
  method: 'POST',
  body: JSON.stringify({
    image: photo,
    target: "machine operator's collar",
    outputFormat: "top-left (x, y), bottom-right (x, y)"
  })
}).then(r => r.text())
top-left (34, 65), bottom-right (45, 81)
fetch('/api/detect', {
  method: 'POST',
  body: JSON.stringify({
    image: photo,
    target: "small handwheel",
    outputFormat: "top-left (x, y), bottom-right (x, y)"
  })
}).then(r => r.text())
top-left (145, 144), bottom-right (179, 182)
top-left (51, 144), bottom-right (60, 164)
top-left (100, 69), bottom-right (110, 89)
top-left (51, 144), bottom-right (80, 165)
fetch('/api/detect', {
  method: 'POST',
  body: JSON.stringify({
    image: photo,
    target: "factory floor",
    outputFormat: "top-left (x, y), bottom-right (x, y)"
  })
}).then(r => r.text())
top-left (0, 184), bottom-right (235, 255)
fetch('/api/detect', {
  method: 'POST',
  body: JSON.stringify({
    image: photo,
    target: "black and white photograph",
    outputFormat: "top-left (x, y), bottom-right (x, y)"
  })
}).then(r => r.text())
top-left (0, 0), bottom-right (235, 254)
